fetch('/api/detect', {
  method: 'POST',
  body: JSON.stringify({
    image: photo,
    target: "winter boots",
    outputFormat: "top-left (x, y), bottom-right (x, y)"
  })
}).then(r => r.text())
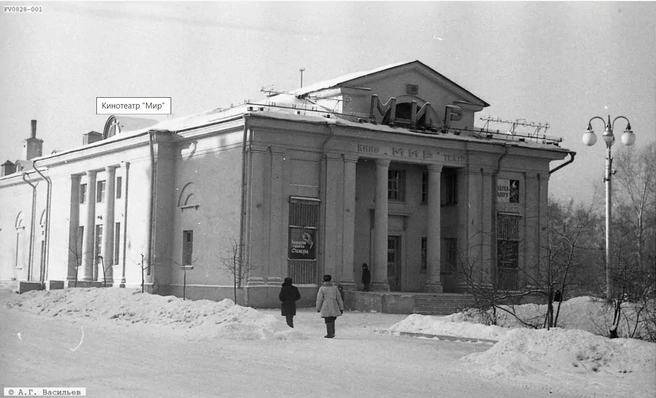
top-left (324, 319), bottom-right (335, 338)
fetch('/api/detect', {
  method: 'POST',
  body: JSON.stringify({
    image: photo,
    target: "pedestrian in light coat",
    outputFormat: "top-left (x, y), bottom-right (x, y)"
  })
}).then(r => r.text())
top-left (316, 274), bottom-right (344, 338)
top-left (279, 277), bottom-right (301, 328)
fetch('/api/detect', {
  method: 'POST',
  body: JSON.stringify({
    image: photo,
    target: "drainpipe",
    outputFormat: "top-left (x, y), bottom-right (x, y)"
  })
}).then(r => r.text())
top-left (32, 160), bottom-right (52, 283)
top-left (120, 161), bottom-right (130, 287)
top-left (491, 144), bottom-right (509, 284)
top-left (239, 123), bottom-right (252, 294)
top-left (147, 130), bottom-right (156, 281)
top-left (548, 151), bottom-right (576, 174)
top-left (22, 172), bottom-right (38, 281)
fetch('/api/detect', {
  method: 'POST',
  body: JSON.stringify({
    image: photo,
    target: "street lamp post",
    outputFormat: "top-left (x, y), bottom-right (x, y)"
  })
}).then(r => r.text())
top-left (582, 115), bottom-right (636, 299)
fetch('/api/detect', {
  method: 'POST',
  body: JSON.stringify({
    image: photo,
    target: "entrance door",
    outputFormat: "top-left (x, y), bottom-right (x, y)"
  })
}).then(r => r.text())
top-left (387, 236), bottom-right (401, 291)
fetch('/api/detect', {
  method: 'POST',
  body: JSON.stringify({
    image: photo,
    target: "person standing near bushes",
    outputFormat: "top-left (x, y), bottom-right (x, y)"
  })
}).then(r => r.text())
top-left (316, 274), bottom-right (344, 338)
top-left (279, 277), bottom-right (301, 328)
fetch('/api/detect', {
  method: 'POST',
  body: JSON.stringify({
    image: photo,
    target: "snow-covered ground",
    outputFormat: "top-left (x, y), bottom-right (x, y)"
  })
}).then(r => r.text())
top-left (1, 288), bottom-right (654, 398)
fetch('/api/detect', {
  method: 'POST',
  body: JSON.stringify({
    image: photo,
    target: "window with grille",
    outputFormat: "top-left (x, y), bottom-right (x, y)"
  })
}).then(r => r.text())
top-left (182, 230), bottom-right (193, 265)
top-left (421, 172), bottom-right (428, 204)
top-left (420, 237), bottom-right (427, 272)
top-left (388, 170), bottom-right (405, 202)
top-left (116, 176), bottom-right (122, 199)
top-left (288, 197), bottom-right (320, 284)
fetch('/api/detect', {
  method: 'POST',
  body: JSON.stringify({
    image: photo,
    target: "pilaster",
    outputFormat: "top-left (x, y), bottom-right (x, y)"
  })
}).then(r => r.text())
top-left (425, 164), bottom-right (443, 292)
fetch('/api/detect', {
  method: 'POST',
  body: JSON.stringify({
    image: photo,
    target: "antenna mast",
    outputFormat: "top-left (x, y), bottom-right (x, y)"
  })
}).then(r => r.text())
top-left (299, 68), bottom-right (305, 88)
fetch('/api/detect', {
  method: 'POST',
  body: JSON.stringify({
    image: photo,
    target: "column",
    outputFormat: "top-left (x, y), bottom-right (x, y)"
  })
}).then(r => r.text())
top-left (372, 159), bottom-right (390, 291)
top-left (67, 174), bottom-right (81, 282)
top-left (102, 165), bottom-right (117, 283)
top-left (425, 164), bottom-right (443, 292)
top-left (340, 156), bottom-right (358, 289)
top-left (81, 170), bottom-right (96, 281)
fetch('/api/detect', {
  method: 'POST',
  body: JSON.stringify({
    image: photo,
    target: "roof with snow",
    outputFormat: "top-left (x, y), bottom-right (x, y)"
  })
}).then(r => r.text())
top-left (290, 60), bottom-right (490, 108)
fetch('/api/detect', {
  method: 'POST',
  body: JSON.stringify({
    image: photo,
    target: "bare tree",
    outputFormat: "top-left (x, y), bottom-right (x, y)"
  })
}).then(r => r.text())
top-left (219, 236), bottom-right (254, 304)
top-left (606, 142), bottom-right (656, 340)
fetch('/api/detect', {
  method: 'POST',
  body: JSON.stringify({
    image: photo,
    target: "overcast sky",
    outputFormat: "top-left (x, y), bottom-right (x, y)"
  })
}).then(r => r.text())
top-left (1, 1), bottom-right (654, 204)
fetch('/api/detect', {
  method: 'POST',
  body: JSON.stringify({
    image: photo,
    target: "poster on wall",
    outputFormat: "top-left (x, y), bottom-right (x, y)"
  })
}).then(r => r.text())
top-left (497, 179), bottom-right (520, 203)
top-left (288, 228), bottom-right (316, 260)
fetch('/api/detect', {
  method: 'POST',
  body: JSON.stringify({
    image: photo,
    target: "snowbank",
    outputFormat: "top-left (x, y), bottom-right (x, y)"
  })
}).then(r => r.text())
top-left (464, 328), bottom-right (656, 377)
top-left (2, 288), bottom-right (304, 341)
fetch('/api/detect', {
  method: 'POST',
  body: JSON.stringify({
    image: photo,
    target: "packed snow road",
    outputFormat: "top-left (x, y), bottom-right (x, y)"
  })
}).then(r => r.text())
top-left (2, 305), bottom-right (586, 398)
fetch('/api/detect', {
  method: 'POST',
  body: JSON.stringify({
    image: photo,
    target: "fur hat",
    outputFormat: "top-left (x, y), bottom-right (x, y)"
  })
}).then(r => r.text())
top-left (323, 274), bottom-right (332, 282)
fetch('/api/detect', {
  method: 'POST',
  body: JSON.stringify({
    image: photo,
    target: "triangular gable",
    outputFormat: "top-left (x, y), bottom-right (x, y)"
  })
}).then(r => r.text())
top-left (293, 60), bottom-right (489, 108)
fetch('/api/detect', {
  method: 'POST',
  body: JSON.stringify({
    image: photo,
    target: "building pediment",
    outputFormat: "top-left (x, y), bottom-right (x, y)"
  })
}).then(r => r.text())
top-left (289, 60), bottom-right (489, 131)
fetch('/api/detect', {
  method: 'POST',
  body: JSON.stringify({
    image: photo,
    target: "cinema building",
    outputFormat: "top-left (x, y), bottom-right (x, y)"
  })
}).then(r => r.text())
top-left (0, 61), bottom-right (573, 312)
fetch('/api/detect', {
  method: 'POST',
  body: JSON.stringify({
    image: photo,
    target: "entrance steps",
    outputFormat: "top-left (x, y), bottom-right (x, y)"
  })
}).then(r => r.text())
top-left (343, 291), bottom-right (477, 315)
top-left (413, 293), bottom-right (476, 315)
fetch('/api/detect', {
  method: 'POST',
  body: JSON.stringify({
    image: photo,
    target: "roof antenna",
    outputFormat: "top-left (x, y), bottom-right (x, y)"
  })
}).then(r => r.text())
top-left (299, 68), bottom-right (305, 88)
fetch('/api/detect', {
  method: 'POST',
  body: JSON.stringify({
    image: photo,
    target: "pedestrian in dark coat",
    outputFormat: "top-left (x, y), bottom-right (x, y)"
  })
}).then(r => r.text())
top-left (279, 277), bottom-right (301, 328)
top-left (316, 274), bottom-right (344, 338)
top-left (361, 263), bottom-right (371, 292)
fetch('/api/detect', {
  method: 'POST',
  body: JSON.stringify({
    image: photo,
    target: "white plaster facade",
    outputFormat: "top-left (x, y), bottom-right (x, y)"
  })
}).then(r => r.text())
top-left (0, 61), bottom-right (570, 308)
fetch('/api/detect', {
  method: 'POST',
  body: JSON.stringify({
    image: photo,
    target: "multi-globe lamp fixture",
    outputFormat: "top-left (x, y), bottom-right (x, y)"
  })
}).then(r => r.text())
top-left (582, 115), bottom-right (635, 299)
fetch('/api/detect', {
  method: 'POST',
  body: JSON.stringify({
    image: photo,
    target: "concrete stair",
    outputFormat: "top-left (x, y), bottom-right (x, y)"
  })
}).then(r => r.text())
top-left (413, 293), bottom-right (476, 315)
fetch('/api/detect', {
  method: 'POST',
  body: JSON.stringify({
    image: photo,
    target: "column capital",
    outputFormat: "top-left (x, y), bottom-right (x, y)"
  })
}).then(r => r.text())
top-left (375, 158), bottom-right (390, 166)
top-left (105, 165), bottom-right (119, 172)
top-left (86, 170), bottom-right (98, 177)
top-left (427, 164), bottom-right (443, 172)
top-left (325, 151), bottom-right (342, 160)
top-left (343, 155), bottom-right (359, 164)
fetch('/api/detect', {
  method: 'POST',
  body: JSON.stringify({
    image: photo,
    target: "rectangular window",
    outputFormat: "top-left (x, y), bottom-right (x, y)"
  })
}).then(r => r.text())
top-left (442, 238), bottom-right (458, 272)
top-left (114, 222), bottom-right (121, 265)
top-left (97, 180), bottom-right (106, 203)
top-left (497, 214), bottom-right (520, 290)
top-left (420, 237), bottom-right (427, 272)
top-left (182, 230), bottom-right (193, 265)
top-left (421, 171), bottom-right (428, 204)
top-left (388, 170), bottom-right (406, 202)
top-left (80, 184), bottom-right (87, 204)
top-left (116, 176), bottom-right (122, 199)
top-left (442, 172), bottom-right (458, 205)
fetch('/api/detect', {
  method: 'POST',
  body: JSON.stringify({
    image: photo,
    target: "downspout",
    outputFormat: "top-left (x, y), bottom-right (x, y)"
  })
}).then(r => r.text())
top-left (120, 161), bottom-right (130, 287)
top-left (548, 151), bottom-right (576, 174)
top-left (239, 123), bottom-right (251, 293)
top-left (32, 160), bottom-right (52, 283)
top-left (22, 172), bottom-right (38, 281)
top-left (491, 144), bottom-right (509, 285)
top-left (147, 130), bottom-right (156, 281)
